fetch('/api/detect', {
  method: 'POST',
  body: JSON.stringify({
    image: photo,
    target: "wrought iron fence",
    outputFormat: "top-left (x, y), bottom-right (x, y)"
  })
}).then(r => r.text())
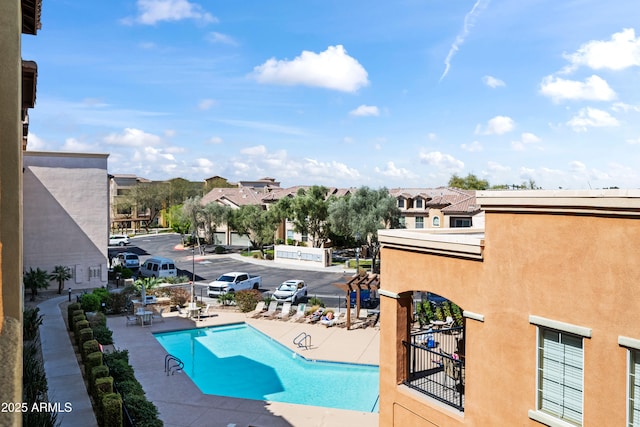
top-left (403, 327), bottom-right (465, 411)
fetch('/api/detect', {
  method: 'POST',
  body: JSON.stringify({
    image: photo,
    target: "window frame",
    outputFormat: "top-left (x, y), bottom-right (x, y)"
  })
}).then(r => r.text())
top-left (529, 316), bottom-right (591, 427)
top-left (415, 216), bottom-right (424, 229)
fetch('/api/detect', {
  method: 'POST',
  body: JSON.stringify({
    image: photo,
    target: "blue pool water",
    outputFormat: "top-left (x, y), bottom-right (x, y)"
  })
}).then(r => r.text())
top-left (153, 323), bottom-right (379, 412)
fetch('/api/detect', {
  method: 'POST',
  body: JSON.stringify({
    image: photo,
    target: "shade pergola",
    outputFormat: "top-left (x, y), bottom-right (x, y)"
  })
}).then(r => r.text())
top-left (333, 273), bottom-right (380, 330)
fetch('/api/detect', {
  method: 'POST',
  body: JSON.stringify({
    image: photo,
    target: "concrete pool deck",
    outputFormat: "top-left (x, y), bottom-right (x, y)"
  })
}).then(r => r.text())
top-left (106, 305), bottom-right (380, 427)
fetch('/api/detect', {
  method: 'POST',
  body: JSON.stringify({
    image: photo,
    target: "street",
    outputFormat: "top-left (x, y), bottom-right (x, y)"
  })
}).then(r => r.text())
top-left (108, 233), bottom-right (357, 308)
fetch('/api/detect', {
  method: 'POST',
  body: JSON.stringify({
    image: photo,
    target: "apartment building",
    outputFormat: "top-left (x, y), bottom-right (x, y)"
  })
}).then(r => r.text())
top-left (377, 190), bottom-right (640, 426)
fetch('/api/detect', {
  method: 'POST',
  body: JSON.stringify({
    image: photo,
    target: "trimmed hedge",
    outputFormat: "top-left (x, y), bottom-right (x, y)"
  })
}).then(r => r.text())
top-left (102, 393), bottom-right (123, 427)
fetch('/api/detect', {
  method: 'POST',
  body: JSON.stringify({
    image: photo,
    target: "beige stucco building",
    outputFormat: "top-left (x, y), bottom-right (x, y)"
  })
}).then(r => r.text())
top-left (23, 151), bottom-right (110, 289)
top-left (378, 190), bottom-right (640, 426)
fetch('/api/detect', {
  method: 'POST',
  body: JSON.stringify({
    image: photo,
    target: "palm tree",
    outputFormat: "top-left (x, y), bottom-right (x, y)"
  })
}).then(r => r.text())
top-left (49, 265), bottom-right (72, 294)
top-left (24, 268), bottom-right (49, 301)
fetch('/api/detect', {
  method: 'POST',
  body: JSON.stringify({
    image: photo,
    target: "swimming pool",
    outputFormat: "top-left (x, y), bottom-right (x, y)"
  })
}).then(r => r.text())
top-left (153, 323), bottom-right (379, 412)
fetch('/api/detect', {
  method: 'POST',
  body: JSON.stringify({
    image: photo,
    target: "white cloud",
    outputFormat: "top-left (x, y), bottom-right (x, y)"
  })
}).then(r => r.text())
top-left (240, 145), bottom-right (268, 156)
top-left (566, 107), bottom-right (620, 132)
top-left (511, 132), bottom-right (541, 151)
top-left (252, 45), bottom-right (369, 93)
top-left (192, 158), bottom-right (216, 175)
top-left (427, 133), bottom-right (438, 141)
top-left (103, 128), bottom-right (162, 147)
top-left (569, 160), bottom-right (587, 172)
top-left (487, 161), bottom-right (511, 173)
top-left (61, 138), bottom-right (95, 152)
top-left (24, 133), bottom-right (50, 151)
top-left (349, 105), bottom-right (379, 117)
top-left (419, 150), bottom-right (464, 171)
top-left (476, 115), bottom-right (515, 135)
top-left (198, 99), bottom-right (217, 110)
top-left (343, 137), bottom-right (355, 144)
top-left (129, 0), bottom-right (217, 25)
top-left (207, 32), bottom-right (238, 46)
top-left (375, 162), bottom-right (419, 179)
top-left (612, 102), bottom-right (640, 113)
top-left (208, 136), bottom-right (223, 144)
top-left (626, 137), bottom-right (640, 145)
top-left (563, 28), bottom-right (640, 72)
top-left (482, 75), bottom-right (505, 88)
top-left (133, 146), bottom-right (176, 163)
top-left (539, 75), bottom-right (616, 102)
top-left (440, 0), bottom-right (489, 81)
top-left (461, 141), bottom-right (483, 152)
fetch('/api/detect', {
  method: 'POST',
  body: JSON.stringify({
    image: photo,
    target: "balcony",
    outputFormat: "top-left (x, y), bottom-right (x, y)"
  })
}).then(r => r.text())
top-left (403, 327), bottom-right (465, 411)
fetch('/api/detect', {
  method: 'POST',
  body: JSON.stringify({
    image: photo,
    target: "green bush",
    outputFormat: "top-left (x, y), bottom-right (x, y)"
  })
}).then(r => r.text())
top-left (117, 379), bottom-right (144, 397)
top-left (217, 292), bottom-right (235, 306)
top-left (79, 327), bottom-right (94, 348)
top-left (93, 324), bottom-right (114, 345)
top-left (107, 292), bottom-right (129, 314)
top-left (101, 393), bottom-right (123, 427)
top-left (214, 245), bottom-right (225, 254)
top-left (104, 356), bottom-right (134, 383)
top-left (265, 253), bottom-right (274, 260)
top-left (307, 296), bottom-right (324, 307)
top-left (123, 394), bottom-right (162, 427)
top-left (73, 313), bottom-right (87, 326)
top-left (70, 309), bottom-right (84, 327)
top-left (67, 303), bottom-right (82, 323)
top-left (235, 289), bottom-right (262, 313)
top-left (86, 351), bottom-right (103, 375)
top-left (88, 311), bottom-right (107, 328)
top-left (74, 319), bottom-right (90, 343)
top-left (83, 339), bottom-right (101, 362)
top-left (95, 376), bottom-right (113, 398)
top-left (81, 293), bottom-right (102, 312)
top-left (91, 365), bottom-right (110, 396)
top-left (23, 307), bottom-right (43, 341)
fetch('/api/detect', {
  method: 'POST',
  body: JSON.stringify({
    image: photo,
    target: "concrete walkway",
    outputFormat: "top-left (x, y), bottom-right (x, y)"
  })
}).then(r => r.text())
top-left (38, 295), bottom-right (98, 427)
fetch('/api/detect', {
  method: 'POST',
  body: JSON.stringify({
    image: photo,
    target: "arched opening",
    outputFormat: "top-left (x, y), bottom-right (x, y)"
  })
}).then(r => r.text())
top-left (403, 290), bottom-right (465, 411)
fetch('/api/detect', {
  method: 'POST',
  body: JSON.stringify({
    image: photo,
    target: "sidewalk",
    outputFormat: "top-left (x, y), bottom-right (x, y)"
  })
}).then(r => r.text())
top-left (38, 296), bottom-right (98, 427)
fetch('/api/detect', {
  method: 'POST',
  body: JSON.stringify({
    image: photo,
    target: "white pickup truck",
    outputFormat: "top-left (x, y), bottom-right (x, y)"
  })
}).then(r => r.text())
top-left (207, 272), bottom-right (262, 297)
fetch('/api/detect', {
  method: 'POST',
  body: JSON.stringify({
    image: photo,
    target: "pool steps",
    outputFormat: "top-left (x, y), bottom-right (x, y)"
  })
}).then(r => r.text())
top-left (165, 353), bottom-right (184, 375)
top-left (293, 332), bottom-right (311, 349)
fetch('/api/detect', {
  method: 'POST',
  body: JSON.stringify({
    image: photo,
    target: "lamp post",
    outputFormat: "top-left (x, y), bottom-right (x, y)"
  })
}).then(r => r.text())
top-left (354, 232), bottom-right (361, 274)
top-left (191, 233), bottom-right (196, 306)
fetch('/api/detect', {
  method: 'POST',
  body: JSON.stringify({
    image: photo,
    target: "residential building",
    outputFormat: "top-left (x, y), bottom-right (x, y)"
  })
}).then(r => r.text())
top-left (0, 1), bottom-right (42, 424)
top-left (109, 174), bottom-right (151, 232)
top-left (24, 151), bottom-right (110, 289)
top-left (377, 190), bottom-right (640, 426)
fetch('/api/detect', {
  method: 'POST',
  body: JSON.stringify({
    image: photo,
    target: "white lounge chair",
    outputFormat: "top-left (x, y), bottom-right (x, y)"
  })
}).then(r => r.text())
top-left (152, 307), bottom-right (165, 323)
top-left (261, 301), bottom-right (280, 318)
top-left (290, 304), bottom-right (307, 322)
top-left (249, 301), bottom-right (266, 318)
top-left (275, 302), bottom-right (292, 320)
top-left (176, 305), bottom-right (188, 318)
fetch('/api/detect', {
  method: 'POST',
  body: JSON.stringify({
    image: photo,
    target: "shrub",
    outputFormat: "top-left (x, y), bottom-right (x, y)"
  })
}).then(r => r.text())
top-left (214, 245), bottom-right (225, 254)
top-left (88, 312), bottom-right (107, 328)
top-left (101, 393), bottom-right (123, 427)
top-left (95, 376), bottom-right (113, 398)
top-left (93, 324), bottom-right (114, 345)
top-left (91, 365), bottom-right (110, 395)
top-left (107, 291), bottom-right (129, 314)
top-left (23, 307), bottom-right (43, 341)
top-left (252, 252), bottom-right (262, 259)
top-left (86, 351), bottom-right (103, 375)
top-left (81, 293), bottom-right (101, 312)
top-left (235, 289), bottom-right (262, 312)
top-left (169, 287), bottom-right (190, 307)
top-left (217, 292), bottom-right (235, 306)
top-left (83, 339), bottom-right (101, 362)
top-left (123, 394), bottom-right (162, 427)
top-left (265, 253), bottom-right (274, 260)
top-left (117, 379), bottom-right (144, 397)
top-left (307, 296), bottom-right (324, 307)
top-left (78, 327), bottom-right (94, 348)
top-left (74, 320), bottom-right (90, 343)
top-left (67, 303), bottom-right (82, 323)
top-left (70, 309), bottom-right (84, 327)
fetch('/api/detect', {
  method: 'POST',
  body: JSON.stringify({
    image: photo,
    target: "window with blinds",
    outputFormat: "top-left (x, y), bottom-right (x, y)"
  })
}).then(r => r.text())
top-left (537, 328), bottom-right (584, 425)
top-left (631, 349), bottom-right (640, 427)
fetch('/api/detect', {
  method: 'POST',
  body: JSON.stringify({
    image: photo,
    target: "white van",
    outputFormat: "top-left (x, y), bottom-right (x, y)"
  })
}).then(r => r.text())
top-left (139, 257), bottom-right (177, 278)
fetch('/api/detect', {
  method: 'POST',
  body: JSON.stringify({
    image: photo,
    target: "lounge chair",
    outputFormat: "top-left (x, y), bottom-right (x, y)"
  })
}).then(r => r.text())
top-left (199, 304), bottom-right (212, 318)
top-left (152, 307), bottom-right (165, 323)
top-left (125, 314), bottom-right (137, 326)
top-left (290, 304), bottom-right (307, 322)
top-left (261, 301), bottom-right (280, 318)
top-left (249, 301), bottom-right (266, 318)
top-left (176, 305), bottom-right (188, 318)
top-left (275, 302), bottom-right (292, 320)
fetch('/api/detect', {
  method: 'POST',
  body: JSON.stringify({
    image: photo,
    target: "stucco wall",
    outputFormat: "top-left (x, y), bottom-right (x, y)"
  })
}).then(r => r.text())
top-left (23, 152), bottom-right (109, 289)
top-left (379, 204), bottom-right (640, 426)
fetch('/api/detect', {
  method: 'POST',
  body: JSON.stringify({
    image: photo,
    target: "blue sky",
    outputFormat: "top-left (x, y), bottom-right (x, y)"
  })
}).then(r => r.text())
top-left (23, 0), bottom-right (640, 189)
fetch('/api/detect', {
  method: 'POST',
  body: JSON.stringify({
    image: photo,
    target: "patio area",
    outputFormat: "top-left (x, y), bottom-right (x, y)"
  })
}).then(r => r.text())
top-left (107, 304), bottom-right (380, 427)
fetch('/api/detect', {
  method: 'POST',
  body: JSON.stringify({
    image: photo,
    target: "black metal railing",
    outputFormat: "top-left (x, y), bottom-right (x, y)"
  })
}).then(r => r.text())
top-left (403, 327), bottom-right (465, 411)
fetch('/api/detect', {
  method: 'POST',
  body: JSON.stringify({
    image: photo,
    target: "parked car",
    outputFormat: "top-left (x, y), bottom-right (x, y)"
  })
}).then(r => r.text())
top-left (111, 252), bottom-right (140, 269)
top-left (109, 234), bottom-right (130, 246)
top-left (139, 257), bottom-right (177, 278)
top-left (273, 280), bottom-right (307, 303)
top-left (207, 272), bottom-right (261, 297)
